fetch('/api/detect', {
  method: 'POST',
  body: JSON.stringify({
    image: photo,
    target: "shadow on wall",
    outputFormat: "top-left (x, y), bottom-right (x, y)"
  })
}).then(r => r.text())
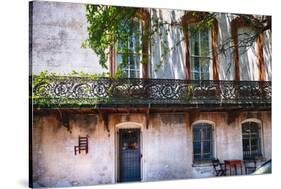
top-left (263, 31), bottom-right (272, 81)
top-left (238, 27), bottom-right (259, 81)
top-left (217, 13), bottom-right (234, 80)
top-left (150, 9), bottom-right (186, 80)
top-left (216, 14), bottom-right (261, 81)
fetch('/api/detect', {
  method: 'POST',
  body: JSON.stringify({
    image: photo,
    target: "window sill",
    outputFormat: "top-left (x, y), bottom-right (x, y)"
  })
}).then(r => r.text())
top-left (192, 161), bottom-right (213, 167)
top-left (243, 156), bottom-right (264, 161)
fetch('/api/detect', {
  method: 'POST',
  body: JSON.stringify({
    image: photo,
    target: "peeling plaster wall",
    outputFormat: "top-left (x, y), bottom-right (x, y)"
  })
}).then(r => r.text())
top-left (32, 111), bottom-right (271, 187)
top-left (30, 1), bottom-right (106, 75)
top-left (32, 113), bottom-right (114, 187)
top-left (143, 114), bottom-right (191, 180)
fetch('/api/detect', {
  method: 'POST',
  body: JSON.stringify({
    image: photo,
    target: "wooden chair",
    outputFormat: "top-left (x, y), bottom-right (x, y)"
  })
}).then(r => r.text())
top-left (212, 159), bottom-right (226, 176)
top-left (74, 136), bottom-right (88, 155)
top-left (244, 159), bottom-right (257, 174)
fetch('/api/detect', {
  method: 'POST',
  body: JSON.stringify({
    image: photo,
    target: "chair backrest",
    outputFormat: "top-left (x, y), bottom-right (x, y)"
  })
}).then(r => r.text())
top-left (212, 159), bottom-right (221, 167)
top-left (78, 136), bottom-right (88, 147)
top-left (212, 158), bottom-right (226, 176)
top-left (244, 159), bottom-right (257, 174)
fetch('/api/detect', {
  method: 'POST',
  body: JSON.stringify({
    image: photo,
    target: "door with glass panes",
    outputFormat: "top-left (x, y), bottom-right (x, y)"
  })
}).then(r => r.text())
top-left (118, 128), bottom-right (141, 182)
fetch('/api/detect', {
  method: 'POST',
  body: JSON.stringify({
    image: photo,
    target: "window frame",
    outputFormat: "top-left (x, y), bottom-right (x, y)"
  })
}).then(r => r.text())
top-left (109, 9), bottom-right (150, 79)
top-left (115, 19), bottom-right (142, 78)
top-left (188, 24), bottom-right (212, 80)
top-left (231, 17), bottom-right (265, 81)
top-left (241, 121), bottom-right (263, 160)
top-left (181, 12), bottom-right (219, 80)
top-left (192, 122), bottom-right (215, 164)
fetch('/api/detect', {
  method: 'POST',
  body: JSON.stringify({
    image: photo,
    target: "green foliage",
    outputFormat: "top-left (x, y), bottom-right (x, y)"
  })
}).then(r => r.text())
top-left (113, 65), bottom-right (126, 79)
top-left (181, 85), bottom-right (194, 101)
top-left (82, 5), bottom-right (138, 69)
top-left (83, 6), bottom-right (217, 73)
top-left (70, 70), bottom-right (110, 78)
top-left (31, 71), bottom-right (111, 108)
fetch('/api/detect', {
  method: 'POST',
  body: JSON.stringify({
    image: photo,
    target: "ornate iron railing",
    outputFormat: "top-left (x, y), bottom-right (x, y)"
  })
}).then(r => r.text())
top-left (31, 77), bottom-right (271, 108)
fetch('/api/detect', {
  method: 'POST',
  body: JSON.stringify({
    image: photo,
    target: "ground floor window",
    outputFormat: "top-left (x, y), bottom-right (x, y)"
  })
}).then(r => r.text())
top-left (242, 121), bottom-right (262, 159)
top-left (193, 123), bottom-right (213, 162)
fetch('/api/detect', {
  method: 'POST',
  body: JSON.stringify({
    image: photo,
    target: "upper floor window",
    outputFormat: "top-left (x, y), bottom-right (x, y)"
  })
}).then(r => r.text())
top-left (193, 122), bottom-right (213, 162)
top-left (116, 20), bottom-right (142, 78)
top-left (182, 12), bottom-right (219, 80)
top-left (189, 25), bottom-right (212, 80)
top-left (231, 17), bottom-right (267, 81)
top-left (242, 121), bottom-right (262, 159)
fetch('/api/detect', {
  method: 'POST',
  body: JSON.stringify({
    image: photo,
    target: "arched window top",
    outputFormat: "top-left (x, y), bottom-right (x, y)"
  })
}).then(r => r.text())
top-left (230, 15), bottom-right (260, 32)
top-left (192, 120), bottom-right (215, 127)
top-left (181, 12), bottom-right (214, 25)
top-left (193, 122), bottom-right (213, 129)
top-left (241, 118), bottom-right (262, 125)
top-left (116, 122), bottom-right (143, 129)
top-left (242, 121), bottom-right (260, 133)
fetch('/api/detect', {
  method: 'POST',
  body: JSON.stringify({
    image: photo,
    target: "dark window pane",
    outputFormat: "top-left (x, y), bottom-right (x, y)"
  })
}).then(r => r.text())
top-left (190, 31), bottom-right (199, 56)
top-left (203, 141), bottom-right (211, 153)
top-left (193, 142), bottom-right (201, 154)
top-left (200, 29), bottom-right (210, 57)
top-left (251, 139), bottom-right (257, 146)
top-left (193, 123), bottom-right (213, 162)
top-left (243, 139), bottom-right (249, 150)
top-left (194, 154), bottom-right (201, 161)
top-left (194, 57), bottom-right (200, 72)
top-left (193, 128), bottom-right (201, 141)
top-left (203, 153), bottom-right (212, 160)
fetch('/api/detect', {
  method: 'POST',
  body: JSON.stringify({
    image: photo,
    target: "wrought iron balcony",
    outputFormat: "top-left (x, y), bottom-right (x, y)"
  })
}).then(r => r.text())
top-left (31, 77), bottom-right (271, 109)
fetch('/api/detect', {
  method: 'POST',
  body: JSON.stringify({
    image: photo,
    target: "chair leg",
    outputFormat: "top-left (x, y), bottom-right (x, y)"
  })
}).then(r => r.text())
top-left (74, 146), bottom-right (78, 155)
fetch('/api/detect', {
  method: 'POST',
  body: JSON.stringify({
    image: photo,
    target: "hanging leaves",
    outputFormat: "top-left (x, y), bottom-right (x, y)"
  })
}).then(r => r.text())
top-left (82, 5), bottom-right (138, 69)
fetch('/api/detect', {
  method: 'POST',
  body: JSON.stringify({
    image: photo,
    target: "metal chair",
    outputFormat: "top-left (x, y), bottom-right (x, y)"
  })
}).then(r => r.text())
top-left (244, 159), bottom-right (257, 174)
top-left (212, 159), bottom-right (226, 176)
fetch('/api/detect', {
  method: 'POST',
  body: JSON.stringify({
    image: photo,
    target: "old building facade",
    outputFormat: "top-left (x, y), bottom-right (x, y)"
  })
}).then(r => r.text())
top-left (30, 1), bottom-right (271, 188)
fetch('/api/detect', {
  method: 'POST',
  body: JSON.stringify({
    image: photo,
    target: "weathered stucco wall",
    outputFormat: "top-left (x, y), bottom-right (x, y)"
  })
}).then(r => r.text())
top-left (30, 1), bottom-right (106, 75)
top-left (32, 113), bottom-right (114, 187)
top-left (144, 114), bottom-right (191, 180)
top-left (32, 111), bottom-right (271, 187)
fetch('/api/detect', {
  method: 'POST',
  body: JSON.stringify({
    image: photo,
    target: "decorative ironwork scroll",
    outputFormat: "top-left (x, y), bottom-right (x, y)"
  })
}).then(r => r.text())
top-left (32, 77), bottom-right (271, 108)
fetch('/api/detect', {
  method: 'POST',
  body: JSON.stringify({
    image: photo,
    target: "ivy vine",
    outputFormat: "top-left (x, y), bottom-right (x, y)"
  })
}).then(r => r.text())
top-left (82, 5), bottom-right (216, 75)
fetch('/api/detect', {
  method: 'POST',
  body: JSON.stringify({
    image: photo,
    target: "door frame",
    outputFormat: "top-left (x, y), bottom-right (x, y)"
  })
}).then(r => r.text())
top-left (115, 122), bottom-right (143, 183)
